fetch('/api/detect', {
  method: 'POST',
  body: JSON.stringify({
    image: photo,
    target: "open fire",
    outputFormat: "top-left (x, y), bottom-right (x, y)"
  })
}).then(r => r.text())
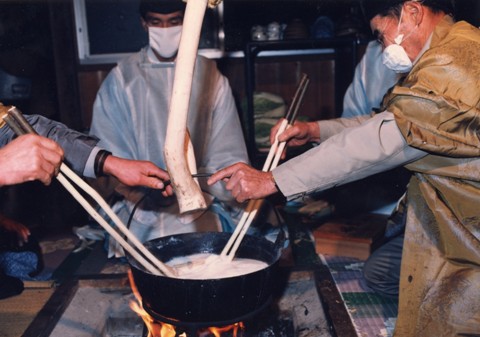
top-left (45, 270), bottom-right (327, 337)
top-left (129, 271), bottom-right (245, 337)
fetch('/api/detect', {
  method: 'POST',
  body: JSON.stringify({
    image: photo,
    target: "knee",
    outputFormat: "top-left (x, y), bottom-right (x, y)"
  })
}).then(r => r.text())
top-left (362, 257), bottom-right (382, 287)
top-left (362, 253), bottom-right (400, 298)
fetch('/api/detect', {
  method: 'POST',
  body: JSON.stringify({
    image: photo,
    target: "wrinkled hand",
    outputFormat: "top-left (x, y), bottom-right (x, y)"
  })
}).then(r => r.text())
top-left (269, 120), bottom-right (320, 159)
top-left (207, 162), bottom-right (277, 203)
top-left (0, 214), bottom-right (30, 246)
top-left (0, 134), bottom-right (64, 186)
top-left (103, 156), bottom-right (173, 197)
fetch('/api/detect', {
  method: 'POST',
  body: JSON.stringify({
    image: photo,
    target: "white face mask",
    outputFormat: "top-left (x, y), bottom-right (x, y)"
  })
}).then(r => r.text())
top-left (382, 10), bottom-right (416, 73)
top-left (148, 25), bottom-right (182, 59)
top-left (382, 35), bottom-right (413, 73)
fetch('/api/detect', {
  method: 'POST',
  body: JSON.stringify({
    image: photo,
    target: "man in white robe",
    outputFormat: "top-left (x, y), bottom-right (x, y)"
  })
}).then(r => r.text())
top-left (89, 0), bottom-right (249, 256)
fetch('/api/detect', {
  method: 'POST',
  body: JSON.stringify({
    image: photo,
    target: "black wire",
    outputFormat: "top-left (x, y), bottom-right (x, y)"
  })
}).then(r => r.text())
top-left (126, 189), bottom-right (152, 229)
top-left (125, 180), bottom-right (210, 231)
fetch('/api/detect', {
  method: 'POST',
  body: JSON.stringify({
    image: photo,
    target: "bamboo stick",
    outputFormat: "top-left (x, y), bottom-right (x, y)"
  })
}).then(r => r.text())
top-left (59, 164), bottom-right (176, 277)
top-left (3, 105), bottom-right (176, 277)
top-left (219, 74), bottom-right (310, 261)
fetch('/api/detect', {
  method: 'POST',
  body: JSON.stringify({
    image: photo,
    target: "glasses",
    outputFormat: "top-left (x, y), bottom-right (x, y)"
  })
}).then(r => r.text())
top-left (373, 18), bottom-right (397, 47)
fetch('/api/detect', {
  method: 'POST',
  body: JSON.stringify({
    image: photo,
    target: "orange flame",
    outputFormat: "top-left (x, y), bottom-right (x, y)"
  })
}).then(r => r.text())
top-left (128, 271), bottom-right (244, 337)
top-left (128, 271), bottom-right (183, 337)
top-left (203, 322), bottom-right (244, 337)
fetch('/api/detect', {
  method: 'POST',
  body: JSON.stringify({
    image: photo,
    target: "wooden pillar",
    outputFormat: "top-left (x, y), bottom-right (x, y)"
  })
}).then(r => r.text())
top-left (48, 0), bottom-right (84, 131)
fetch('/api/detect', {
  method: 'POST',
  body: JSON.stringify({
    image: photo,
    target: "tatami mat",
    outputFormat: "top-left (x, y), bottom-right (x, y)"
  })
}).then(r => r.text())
top-left (0, 286), bottom-right (55, 337)
top-left (0, 230), bottom-right (78, 337)
top-left (320, 254), bottom-right (398, 337)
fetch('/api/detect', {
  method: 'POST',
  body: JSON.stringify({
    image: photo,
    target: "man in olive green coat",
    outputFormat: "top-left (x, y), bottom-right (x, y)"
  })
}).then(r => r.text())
top-left (379, 4), bottom-right (480, 336)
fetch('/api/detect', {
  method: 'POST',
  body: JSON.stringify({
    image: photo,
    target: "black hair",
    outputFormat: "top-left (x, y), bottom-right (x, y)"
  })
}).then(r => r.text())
top-left (139, 0), bottom-right (186, 19)
top-left (362, 0), bottom-right (455, 22)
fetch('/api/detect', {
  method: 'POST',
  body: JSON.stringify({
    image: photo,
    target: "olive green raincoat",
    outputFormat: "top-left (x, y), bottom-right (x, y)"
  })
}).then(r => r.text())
top-left (383, 16), bottom-right (480, 336)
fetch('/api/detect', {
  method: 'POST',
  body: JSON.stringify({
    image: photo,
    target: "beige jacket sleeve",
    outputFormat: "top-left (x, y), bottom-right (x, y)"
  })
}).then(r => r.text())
top-left (273, 112), bottom-right (427, 200)
top-left (317, 114), bottom-right (373, 142)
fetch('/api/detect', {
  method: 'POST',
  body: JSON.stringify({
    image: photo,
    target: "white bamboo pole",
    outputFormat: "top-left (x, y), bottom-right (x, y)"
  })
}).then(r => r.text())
top-left (59, 164), bottom-right (177, 277)
top-left (163, 0), bottom-right (211, 214)
top-left (219, 74), bottom-right (309, 261)
top-left (56, 173), bottom-right (166, 276)
top-left (219, 120), bottom-right (290, 261)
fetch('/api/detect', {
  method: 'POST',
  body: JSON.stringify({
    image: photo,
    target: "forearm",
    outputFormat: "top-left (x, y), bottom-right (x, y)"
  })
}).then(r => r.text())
top-left (26, 115), bottom-right (99, 175)
top-left (274, 112), bottom-right (427, 199)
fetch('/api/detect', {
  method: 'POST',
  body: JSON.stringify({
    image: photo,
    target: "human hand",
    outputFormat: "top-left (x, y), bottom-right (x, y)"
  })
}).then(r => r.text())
top-left (0, 134), bottom-right (64, 186)
top-left (269, 120), bottom-right (320, 159)
top-left (102, 156), bottom-right (173, 197)
top-left (0, 214), bottom-right (30, 246)
top-left (207, 162), bottom-right (277, 203)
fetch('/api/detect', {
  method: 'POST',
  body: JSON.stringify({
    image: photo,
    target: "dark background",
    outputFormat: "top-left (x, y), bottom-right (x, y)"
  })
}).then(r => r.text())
top-left (0, 0), bottom-right (478, 233)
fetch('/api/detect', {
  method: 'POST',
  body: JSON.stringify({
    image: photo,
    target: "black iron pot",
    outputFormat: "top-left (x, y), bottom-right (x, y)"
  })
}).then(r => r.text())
top-left (128, 231), bottom-right (284, 326)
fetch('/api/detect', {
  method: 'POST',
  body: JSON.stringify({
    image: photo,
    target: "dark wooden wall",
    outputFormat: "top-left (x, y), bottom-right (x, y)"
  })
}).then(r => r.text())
top-left (1, 0), bottom-right (478, 230)
top-left (0, 0), bottom-right (373, 230)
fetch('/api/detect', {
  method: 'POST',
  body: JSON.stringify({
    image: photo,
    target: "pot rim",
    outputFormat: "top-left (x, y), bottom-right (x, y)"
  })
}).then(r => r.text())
top-left (128, 231), bottom-right (283, 280)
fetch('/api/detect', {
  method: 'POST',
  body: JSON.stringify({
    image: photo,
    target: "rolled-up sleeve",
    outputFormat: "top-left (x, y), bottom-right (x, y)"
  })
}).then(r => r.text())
top-left (273, 112), bottom-right (427, 200)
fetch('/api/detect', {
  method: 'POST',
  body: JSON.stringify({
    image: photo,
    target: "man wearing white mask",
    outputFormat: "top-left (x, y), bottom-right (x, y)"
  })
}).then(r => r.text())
top-left (342, 40), bottom-right (400, 118)
top-left (89, 0), bottom-right (249, 257)
top-left (209, 0), bottom-right (480, 335)
top-left (241, 0), bottom-right (456, 301)
top-left (140, 0), bottom-right (184, 61)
